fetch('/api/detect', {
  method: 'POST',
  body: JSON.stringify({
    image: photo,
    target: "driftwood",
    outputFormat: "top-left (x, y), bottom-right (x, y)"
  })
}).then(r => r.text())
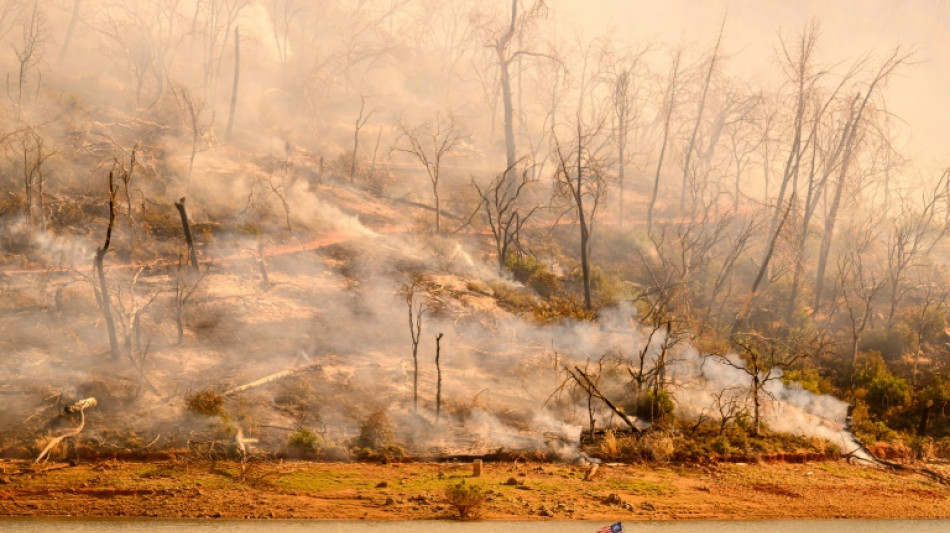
top-left (35, 397), bottom-right (97, 463)
top-left (222, 361), bottom-right (322, 397)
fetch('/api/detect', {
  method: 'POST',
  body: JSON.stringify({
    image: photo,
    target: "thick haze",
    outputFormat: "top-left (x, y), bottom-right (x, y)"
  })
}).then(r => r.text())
top-left (558, 0), bottom-right (950, 167)
top-left (1, 0), bottom-right (946, 461)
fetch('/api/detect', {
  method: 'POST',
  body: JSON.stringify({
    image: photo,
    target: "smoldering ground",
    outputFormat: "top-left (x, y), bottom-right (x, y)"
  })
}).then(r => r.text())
top-left (1, 0), bottom-right (933, 463)
top-left (0, 190), bottom-right (864, 461)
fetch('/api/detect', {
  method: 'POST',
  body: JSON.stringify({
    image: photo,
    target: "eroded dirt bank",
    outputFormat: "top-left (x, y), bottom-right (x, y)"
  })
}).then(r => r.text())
top-left (1, 460), bottom-right (948, 520)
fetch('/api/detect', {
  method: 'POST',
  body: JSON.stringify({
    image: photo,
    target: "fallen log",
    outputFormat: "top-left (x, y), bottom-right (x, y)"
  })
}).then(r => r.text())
top-left (222, 362), bottom-right (322, 397)
top-left (35, 397), bottom-right (97, 463)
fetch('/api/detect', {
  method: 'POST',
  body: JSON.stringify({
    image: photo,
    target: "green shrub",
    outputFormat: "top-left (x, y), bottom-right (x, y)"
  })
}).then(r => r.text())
top-left (711, 435), bottom-right (733, 456)
top-left (782, 368), bottom-right (834, 395)
top-left (506, 254), bottom-right (559, 297)
top-left (288, 427), bottom-right (324, 456)
top-left (640, 389), bottom-right (675, 423)
top-left (865, 374), bottom-right (911, 417)
top-left (444, 479), bottom-right (486, 520)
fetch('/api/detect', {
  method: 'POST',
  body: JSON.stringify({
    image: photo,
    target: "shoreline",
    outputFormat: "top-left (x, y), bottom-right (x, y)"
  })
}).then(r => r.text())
top-left (1, 459), bottom-right (948, 520)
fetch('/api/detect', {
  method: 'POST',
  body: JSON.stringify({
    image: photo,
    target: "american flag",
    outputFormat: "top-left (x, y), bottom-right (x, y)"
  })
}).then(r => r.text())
top-left (593, 522), bottom-right (624, 533)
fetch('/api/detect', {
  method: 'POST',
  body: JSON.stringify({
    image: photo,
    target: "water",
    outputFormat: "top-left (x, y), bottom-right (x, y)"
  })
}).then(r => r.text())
top-left (1, 519), bottom-right (949, 533)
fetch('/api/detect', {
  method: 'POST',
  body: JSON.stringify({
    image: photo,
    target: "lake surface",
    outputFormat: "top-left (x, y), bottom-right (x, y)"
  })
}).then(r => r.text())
top-left (2, 519), bottom-right (949, 533)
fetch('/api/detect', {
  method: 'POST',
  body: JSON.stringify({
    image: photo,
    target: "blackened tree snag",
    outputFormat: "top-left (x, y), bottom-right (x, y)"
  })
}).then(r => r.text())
top-left (95, 171), bottom-right (120, 361)
top-left (435, 332), bottom-right (444, 423)
top-left (175, 197), bottom-right (199, 269)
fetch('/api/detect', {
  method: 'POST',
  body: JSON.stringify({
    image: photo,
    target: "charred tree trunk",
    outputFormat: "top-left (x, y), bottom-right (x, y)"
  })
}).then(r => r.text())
top-left (175, 197), bottom-right (199, 269)
top-left (435, 332), bottom-right (444, 423)
top-left (95, 172), bottom-right (120, 361)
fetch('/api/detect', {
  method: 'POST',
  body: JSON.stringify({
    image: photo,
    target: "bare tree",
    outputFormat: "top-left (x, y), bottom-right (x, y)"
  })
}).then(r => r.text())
top-left (883, 171), bottom-right (950, 326)
top-left (194, 0), bottom-right (249, 97)
top-left (10, 0), bottom-right (44, 122)
top-left (245, 156), bottom-right (296, 238)
top-left (625, 322), bottom-right (677, 420)
top-left (812, 49), bottom-right (910, 313)
top-left (13, 126), bottom-right (53, 228)
top-left (489, 0), bottom-right (547, 173)
top-left (834, 220), bottom-right (887, 396)
top-left (97, 0), bottom-right (183, 107)
top-left (395, 114), bottom-right (467, 233)
top-left (712, 386), bottom-right (748, 435)
top-left (552, 119), bottom-right (609, 310)
top-left (402, 279), bottom-right (426, 413)
top-left (350, 95), bottom-right (376, 183)
top-left (114, 268), bottom-right (160, 391)
top-left (902, 274), bottom-right (950, 388)
top-left (714, 333), bottom-right (807, 436)
top-left (551, 43), bottom-right (612, 310)
top-left (172, 83), bottom-right (214, 190)
top-left (473, 163), bottom-right (539, 270)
